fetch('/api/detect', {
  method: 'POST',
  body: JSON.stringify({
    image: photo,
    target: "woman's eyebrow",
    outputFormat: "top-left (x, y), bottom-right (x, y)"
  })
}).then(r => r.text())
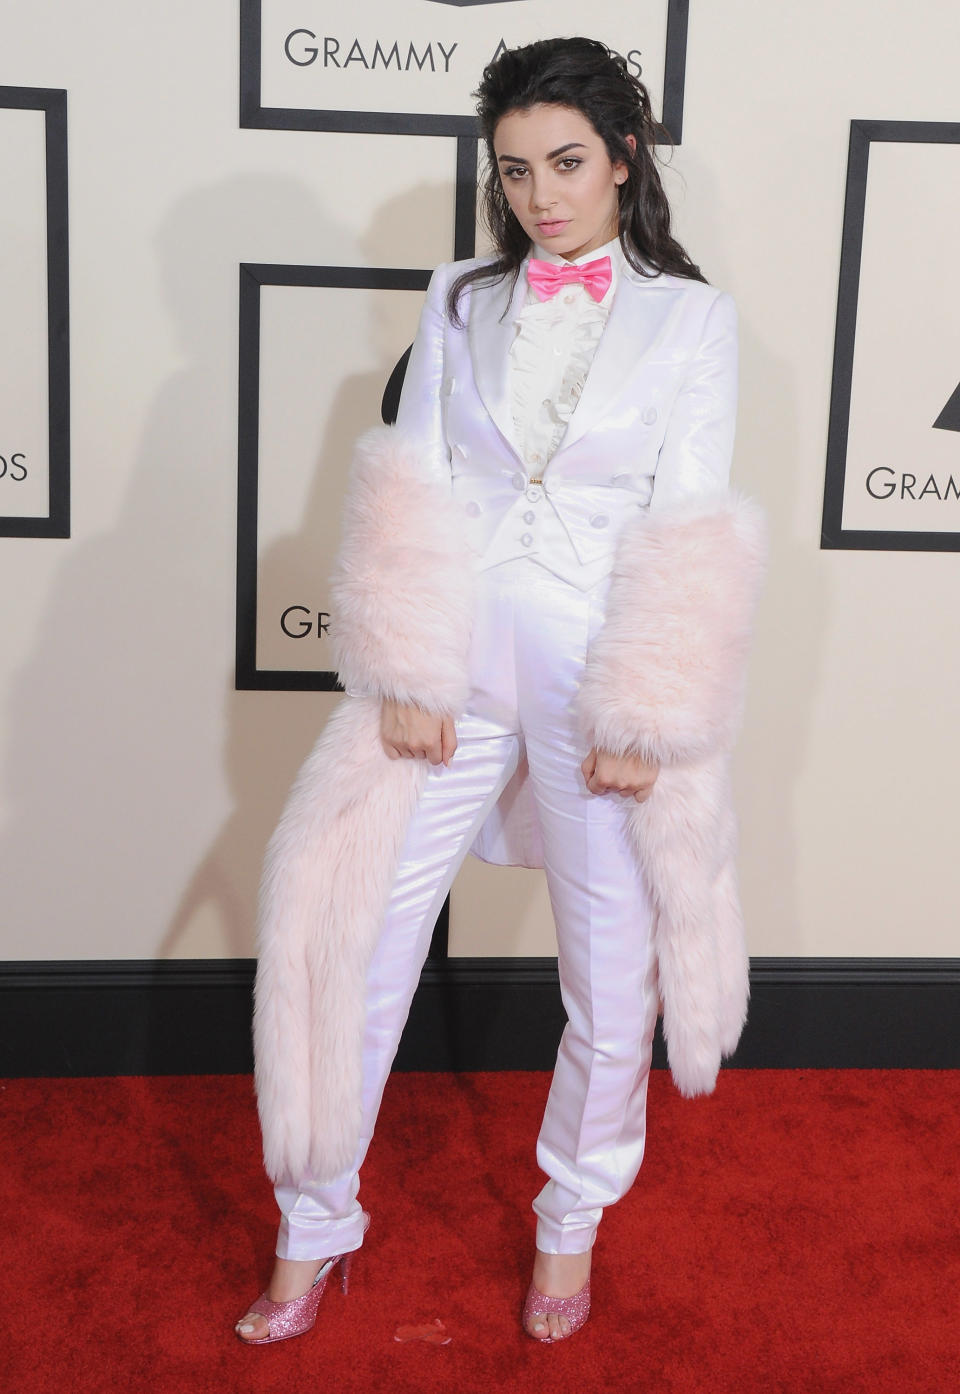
top-left (496, 142), bottom-right (588, 163)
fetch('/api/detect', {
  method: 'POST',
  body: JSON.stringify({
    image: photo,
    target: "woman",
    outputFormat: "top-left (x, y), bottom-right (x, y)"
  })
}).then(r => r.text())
top-left (236, 36), bottom-right (766, 1346)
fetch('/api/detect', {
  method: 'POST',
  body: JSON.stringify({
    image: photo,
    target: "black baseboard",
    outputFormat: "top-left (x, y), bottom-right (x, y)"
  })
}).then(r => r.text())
top-left (1, 957), bottom-right (958, 1077)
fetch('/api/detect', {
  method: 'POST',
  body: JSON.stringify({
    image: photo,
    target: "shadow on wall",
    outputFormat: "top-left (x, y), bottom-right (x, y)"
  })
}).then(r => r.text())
top-left (690, 183), bottom-right (827, 957)
top-left (0, 172), bottom-right (452, 964)
top-left (659, 145), bottom-right (826, 957)
top-left (743, 310), bottom-right (829, 957)
top-left (0, 176), bottom-right (317, 959)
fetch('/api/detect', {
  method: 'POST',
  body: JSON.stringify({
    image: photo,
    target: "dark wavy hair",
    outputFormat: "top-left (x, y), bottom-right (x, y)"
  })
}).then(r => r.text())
top-left (447, 36), bottom-right (707, 326)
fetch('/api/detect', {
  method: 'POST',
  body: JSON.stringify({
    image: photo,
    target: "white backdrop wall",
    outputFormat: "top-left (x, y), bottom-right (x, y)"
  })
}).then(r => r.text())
top-left (1, 1), bottom-right (958, 962)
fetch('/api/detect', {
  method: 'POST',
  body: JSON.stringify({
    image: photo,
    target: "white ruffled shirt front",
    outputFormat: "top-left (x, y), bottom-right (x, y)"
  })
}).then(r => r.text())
top-left (508, 233), bottom-right (623, 481)
top-left (477, 233), bottom-right (633, 589)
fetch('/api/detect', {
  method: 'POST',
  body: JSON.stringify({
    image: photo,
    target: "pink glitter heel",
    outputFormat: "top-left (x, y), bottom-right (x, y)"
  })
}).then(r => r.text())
top-left (522, 1274), bottom-right (591, 1343)
top-left (236, 1210), bottom-right (370, 1345)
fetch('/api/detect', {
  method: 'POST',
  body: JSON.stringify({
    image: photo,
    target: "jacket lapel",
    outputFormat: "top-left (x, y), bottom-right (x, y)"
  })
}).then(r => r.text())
top-left (467, 262), bottom-right (528, 456)
top-left (556, 262), bottom-right (673, 454)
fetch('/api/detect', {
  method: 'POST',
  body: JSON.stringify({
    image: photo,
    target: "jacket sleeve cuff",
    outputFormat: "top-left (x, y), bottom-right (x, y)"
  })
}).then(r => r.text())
top-left (574, 491), bottom-right (768, 766)
top-left (328, 424), bottom-right (474, 715)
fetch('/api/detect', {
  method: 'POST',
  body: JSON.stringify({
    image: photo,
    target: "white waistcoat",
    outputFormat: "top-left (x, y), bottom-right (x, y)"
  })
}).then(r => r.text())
top-left (447, 423), bottom-right (655, 590)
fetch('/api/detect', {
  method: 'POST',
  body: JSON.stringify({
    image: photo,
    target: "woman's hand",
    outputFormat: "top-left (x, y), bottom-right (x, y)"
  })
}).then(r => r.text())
top-left (380, 699), bottom-right (458, 767)
top-left (581, 746), bottom-right (659, 802)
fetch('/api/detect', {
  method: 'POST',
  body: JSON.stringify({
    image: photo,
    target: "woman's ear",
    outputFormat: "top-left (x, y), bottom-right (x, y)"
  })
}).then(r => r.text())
top-left (614, 133), bottom-right (637, 184)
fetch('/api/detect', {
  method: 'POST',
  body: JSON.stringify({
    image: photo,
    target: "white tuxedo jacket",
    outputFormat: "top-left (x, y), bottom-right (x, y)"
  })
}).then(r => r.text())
top-left (252, 260), bottom-right (766, 1183)
top-left (394, 250), bottom-right (739, 584)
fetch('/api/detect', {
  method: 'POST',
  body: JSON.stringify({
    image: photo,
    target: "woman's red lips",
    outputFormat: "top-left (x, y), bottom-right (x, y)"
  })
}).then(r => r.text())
top-left (536, 219), bottom-right (570, 235)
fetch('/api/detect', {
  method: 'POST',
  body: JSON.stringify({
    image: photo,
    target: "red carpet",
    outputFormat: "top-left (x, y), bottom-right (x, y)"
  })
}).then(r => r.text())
top-left (2, 1069), bottom-right (958, 1393)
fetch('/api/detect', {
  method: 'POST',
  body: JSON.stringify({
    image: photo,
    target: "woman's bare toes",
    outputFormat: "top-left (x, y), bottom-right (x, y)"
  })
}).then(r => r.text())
top-left (235, 1311), bottom-right (270, 1342)
top-left (527, 1310), bottom-right (569, 1340)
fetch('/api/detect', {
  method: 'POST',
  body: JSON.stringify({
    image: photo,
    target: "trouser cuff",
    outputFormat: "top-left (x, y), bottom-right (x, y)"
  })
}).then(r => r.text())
top-left (276, 1208), bottom-right (366, 1261)
top-left (534, 1217), bottom-right (598, 1255)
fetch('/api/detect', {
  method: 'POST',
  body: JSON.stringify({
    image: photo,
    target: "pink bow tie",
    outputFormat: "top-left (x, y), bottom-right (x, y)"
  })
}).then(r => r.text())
top-left (526, 255), bottom-right (613, 303)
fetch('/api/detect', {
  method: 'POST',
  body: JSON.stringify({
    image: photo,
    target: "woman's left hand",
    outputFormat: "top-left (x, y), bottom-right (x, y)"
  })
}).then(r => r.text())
top-left (581, 746), bottom-right (660, 802)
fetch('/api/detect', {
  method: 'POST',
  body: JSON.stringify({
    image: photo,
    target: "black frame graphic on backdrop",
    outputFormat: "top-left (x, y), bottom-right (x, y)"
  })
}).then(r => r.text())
top-left (822, 119), bottom-right (960, 553)
top-left (0, 86), bottom-right (70, 539)
top-left (240, 0), bottom-right (689, 141)
top-left (236, 263), bottom-right (431, 691)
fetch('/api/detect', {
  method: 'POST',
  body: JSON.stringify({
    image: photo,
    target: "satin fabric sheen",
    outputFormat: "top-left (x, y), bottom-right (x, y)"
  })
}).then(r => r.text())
top-left (275, 556), bottom-right (660, 1259)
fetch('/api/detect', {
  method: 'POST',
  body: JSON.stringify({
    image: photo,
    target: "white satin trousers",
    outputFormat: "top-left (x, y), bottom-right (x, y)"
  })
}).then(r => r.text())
top-left (274, 555), bottom-right (660, 1261)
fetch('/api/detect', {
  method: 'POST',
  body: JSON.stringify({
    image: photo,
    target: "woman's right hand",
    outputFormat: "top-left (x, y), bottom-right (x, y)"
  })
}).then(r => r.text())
top-left (380, 699), bottom-right (457, 767)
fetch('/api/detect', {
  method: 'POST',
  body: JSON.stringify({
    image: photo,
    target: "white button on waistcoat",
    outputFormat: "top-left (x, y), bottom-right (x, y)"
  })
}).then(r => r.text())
top-left (521, 532), bottom-right (533, 547)
top-left (465, 501), bottom-right (481, 517)
top-left (590, 513), bottom-right (610, 529)
top-left (523, 510), bottom-right (535, 524)
top-left (525, 485), bottom-right (543, 501)
top-left (511, 471), bottom-right (526, 490)
top-left (642, 405), bottom-right (658, 424)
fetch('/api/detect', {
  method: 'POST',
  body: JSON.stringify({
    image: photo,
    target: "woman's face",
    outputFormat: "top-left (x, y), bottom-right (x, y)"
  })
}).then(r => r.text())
top-left (493, 103), bottom-right (633, 261)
